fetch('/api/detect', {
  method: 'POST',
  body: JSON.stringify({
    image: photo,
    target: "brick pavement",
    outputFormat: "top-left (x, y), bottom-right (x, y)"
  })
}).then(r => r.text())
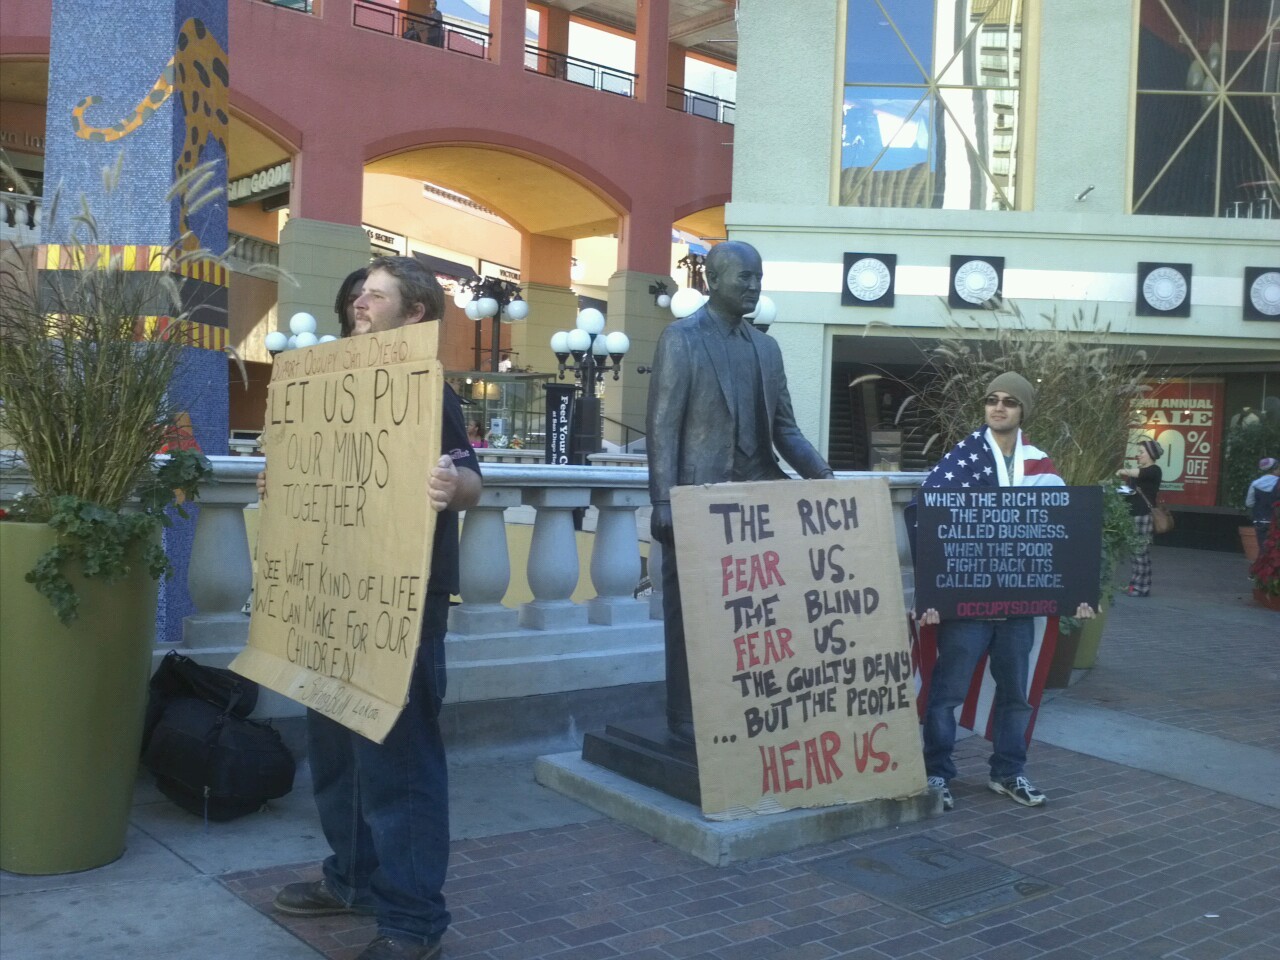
top-left (221, 547), bottom-right (1280, 959)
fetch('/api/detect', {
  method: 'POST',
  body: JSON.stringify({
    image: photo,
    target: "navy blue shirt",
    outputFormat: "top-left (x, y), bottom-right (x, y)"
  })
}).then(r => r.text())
top-left (428, 384), bottom-right (481, 596)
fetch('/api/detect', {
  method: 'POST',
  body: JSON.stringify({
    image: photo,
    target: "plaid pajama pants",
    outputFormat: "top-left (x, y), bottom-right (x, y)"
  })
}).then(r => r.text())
top-left (1128, 514), bottom-right (1153, 596)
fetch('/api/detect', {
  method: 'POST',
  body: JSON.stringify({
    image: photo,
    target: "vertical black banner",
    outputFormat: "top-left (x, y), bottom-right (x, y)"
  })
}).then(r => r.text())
top-left (544, 383), bottom-right (576, 465)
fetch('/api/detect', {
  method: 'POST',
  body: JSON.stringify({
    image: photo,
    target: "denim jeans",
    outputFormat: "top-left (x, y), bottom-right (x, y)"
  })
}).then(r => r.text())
top-left (307, 596), bottom-right (451, 946)
top-left (922, 617), bottom-right (1034, 782)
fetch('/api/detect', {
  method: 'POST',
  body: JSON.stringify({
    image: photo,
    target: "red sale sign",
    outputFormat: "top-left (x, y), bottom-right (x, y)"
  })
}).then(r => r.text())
top-left (1130, 379), bottom-right (1225, 507)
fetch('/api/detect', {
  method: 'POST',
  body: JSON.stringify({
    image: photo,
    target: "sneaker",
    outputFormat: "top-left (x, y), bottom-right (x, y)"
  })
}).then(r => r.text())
top-left (273, 879), bottom-right (365, 917)
top-left (989, 775), bottom-right (1046, 807)
top-left (927, 775), bottom-right (954, 811)
top-left (355, 936), bottom-right (442, 960)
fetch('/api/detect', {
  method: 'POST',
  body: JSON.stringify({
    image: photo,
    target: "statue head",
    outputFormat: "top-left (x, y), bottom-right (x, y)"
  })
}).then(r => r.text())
top-left (704, 241), bottom-right (763, 321)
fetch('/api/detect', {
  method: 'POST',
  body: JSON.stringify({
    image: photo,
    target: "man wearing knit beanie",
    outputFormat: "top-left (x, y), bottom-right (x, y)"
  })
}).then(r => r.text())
top-left (984, 371), bottom-right (1035, 422)
top-left (914, 371), bottom-right (1096, 812)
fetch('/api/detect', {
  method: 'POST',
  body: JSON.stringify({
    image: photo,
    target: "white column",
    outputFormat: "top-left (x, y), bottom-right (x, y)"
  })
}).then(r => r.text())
top-left (519, 486), bottom-right (591, 629)
top-left (184, 493), bottom-right (253, 648)
top-left (449, 487), bottom-right (521, 634)
top-left (587, 488), bottom-right (649, 624)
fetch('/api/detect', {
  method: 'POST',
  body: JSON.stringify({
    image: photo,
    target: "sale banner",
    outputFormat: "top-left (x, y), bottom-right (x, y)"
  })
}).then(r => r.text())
top-left (1130, 379), bottom-right (1225, 507)
top-left (671, 478), bottom-right (926, 820)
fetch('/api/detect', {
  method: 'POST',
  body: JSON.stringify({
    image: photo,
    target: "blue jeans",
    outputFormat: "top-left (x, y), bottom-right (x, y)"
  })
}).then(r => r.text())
top-left (923, 617), bottom-right (1034, 783)
top-left (307, 596), bottom-right (451, 946)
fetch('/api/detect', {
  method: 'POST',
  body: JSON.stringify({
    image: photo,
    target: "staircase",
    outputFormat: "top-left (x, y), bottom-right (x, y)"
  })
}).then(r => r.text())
top-left (827, 364), bottom-right (866, 470)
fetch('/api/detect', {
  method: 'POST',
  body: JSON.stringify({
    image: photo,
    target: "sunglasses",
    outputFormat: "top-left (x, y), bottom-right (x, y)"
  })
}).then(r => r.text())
top-left (984, 395), bottom-right (1021, 409)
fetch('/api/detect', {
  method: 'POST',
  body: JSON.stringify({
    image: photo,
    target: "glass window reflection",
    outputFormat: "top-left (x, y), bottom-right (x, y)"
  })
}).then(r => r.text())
top-left (840, 0), bottom-right (1025, 211)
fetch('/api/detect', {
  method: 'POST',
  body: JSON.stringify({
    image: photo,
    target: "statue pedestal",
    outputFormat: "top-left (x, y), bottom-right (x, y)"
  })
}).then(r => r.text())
top-left (538, 748), bottom-right (940, 867)
top-left (581, 717), bottom-right (700, 805)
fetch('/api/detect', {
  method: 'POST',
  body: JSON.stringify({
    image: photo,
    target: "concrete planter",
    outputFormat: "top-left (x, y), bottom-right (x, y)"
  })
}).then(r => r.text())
top-left (1070, 599), bottom-right (1112, 671)
top-left (0, 522), bottom-right (158, 874)
top-left (1253, 588), bottom-right (1280, 613)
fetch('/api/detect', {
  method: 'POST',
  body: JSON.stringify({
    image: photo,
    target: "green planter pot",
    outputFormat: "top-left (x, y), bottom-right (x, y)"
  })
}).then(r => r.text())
top-left (1071, 599), bottom-right (1111, 670)
top-left (0, 522), bottom-right (158, 875)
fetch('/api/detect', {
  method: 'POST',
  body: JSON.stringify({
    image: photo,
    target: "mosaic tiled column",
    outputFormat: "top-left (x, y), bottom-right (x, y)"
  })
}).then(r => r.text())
top-left (42, 0), bottom-right (230, 642)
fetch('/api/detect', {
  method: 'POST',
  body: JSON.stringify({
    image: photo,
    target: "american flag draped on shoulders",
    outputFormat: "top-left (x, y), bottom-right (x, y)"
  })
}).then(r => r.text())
top-left (909, 425), bottom-right (1064, 745)
top-left (921, 425), bottom-right (1062, 491)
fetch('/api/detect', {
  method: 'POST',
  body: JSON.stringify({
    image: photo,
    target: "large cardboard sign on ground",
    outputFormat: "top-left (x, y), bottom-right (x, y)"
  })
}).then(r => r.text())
top-left (913, 486), bottom-right (1102, 620)
top-left (671, 479), bottom-right (926, 819)
top-left (232, 324), bottom-right (442, 743)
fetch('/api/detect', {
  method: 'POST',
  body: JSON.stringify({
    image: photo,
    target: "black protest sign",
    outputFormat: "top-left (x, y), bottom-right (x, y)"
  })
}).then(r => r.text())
top-left (913, 486), bottom-right (1102, 619)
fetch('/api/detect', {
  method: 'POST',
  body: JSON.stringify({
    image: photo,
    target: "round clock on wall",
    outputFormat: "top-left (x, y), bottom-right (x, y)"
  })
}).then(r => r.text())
top-left (845, 257), bottom-right (892, 302)
top-left (953, 259), bottom-right (999, 305)
top-left (1249, 270), bottom-right (1280, 316)
top-left (1141, 266), bottom-right (1189, 312)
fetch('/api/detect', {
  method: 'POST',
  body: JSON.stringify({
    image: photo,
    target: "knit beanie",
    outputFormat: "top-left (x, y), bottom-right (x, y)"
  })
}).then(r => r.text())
top-left (1140, 438), bottom-right (1164, 461)
top-left (985, 372), bottom-right (1035, 421)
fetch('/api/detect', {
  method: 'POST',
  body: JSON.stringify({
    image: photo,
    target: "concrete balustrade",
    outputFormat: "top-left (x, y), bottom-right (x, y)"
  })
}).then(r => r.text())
top-left (0, 453), bottom-right (924, 718)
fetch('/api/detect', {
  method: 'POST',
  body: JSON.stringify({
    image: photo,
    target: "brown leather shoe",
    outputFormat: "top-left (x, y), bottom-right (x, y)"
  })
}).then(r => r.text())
top-left (355, 935), bottom-right (442, 960)
top-left (273, 879), bottom-right (366, 917)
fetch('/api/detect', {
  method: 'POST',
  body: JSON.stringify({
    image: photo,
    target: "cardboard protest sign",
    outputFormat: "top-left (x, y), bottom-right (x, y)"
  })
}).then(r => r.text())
top-left (913, 486), bottom-right (1102, 619)
top-left (671, 478), bottom-right (926, 819)
top-left (231, 324), bottom-right (442, 743)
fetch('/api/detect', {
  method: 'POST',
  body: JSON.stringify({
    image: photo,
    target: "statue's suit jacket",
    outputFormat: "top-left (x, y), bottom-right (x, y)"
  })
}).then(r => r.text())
top-left (647, 305), bottom-right (830, 506)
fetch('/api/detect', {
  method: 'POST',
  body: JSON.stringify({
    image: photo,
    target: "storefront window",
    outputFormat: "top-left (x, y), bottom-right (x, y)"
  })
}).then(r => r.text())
top-left (1133, 0), bottom-right (1280, 218)
top-left (840, 0), bottom-right (1025, 210)
top-left (446, 372), bottom-right (555, 453)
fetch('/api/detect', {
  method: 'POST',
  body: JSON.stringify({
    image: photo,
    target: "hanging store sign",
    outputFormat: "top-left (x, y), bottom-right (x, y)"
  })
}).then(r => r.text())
top-left (364, 224), bottom-right (406, 254)
top-left (228, 162), bottom-right (292, 204)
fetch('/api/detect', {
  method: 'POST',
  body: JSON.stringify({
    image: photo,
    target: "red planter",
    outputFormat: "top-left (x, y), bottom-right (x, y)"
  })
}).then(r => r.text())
top-left (1253, 588), bottom-right (1280, 612)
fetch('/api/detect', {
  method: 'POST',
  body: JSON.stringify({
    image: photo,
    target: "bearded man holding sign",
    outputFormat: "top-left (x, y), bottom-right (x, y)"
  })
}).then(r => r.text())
top-left (260, 257), bottom-right (481, 960)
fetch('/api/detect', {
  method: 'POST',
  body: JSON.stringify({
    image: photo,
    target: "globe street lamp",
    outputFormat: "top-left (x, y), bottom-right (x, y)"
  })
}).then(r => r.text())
top-left (550, 307), bottom-right (630, 462)
top-left (458, 276), bottom-right (528, 373)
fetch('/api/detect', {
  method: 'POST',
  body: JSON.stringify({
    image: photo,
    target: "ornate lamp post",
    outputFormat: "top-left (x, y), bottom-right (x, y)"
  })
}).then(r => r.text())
top-left (457, 276), bottom-right (528, 372)
top-left (550, 307), bottom-right (630, 462)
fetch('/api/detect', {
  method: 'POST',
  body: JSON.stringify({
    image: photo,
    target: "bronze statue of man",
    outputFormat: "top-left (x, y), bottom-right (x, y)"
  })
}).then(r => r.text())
top-left (647, 240), bottom-right (834, 742)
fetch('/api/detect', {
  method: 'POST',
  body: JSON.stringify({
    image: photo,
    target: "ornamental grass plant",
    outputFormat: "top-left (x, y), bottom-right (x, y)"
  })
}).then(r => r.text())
top-left (0, 161), bottom-right (223, 622)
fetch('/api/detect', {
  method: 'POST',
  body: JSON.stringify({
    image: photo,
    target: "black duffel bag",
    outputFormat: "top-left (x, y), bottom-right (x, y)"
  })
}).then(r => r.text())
top-left (143, 651), bottom-right (258, 753)
top-left (141, 652), bottom-right (294, 822)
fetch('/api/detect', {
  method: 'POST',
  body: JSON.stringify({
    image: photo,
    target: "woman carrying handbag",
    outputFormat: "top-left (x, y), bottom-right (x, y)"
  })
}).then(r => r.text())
top-left (1117, 438), bottom-right (1165, 597)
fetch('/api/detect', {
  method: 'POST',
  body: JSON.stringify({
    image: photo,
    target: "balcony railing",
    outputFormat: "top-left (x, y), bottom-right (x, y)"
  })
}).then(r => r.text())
top-left (0, 193), bottom-right (42, 244)
top-left (353, 1), bottom-right (491, 60)
top-left (227, 231), bottom-right (279, 272)
top-left (251, 0), bottom-right (313, 12)
top-left (1, 454), bottom-right (922, 716)
top-left (667, 85), bottom-right (735, 124)
top-left (525, 45), bottom-right (636, 98)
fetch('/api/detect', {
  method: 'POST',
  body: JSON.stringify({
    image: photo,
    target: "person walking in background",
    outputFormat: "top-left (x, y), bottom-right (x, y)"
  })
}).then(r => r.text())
top-left (466, 421), bottom-right (488, 448)
top-left (1117, 437), bottom-right (1164, 598)
top-left (1246, 457), bottom-right (1280, 552)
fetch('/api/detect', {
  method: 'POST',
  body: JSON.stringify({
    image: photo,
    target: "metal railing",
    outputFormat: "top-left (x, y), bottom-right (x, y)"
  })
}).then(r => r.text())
top-left (666, 85), bottom-right (735, 124)
top-left (602, 415), bottom-right (646, 453)
top-left (525, 45), bottom-right (636, 98)
top-left (0, 193), bottom-right (41, 244)
top-left (353, 1), bottom-right (491, 60)
top-left (251, 0), bottom-right (313, 12)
